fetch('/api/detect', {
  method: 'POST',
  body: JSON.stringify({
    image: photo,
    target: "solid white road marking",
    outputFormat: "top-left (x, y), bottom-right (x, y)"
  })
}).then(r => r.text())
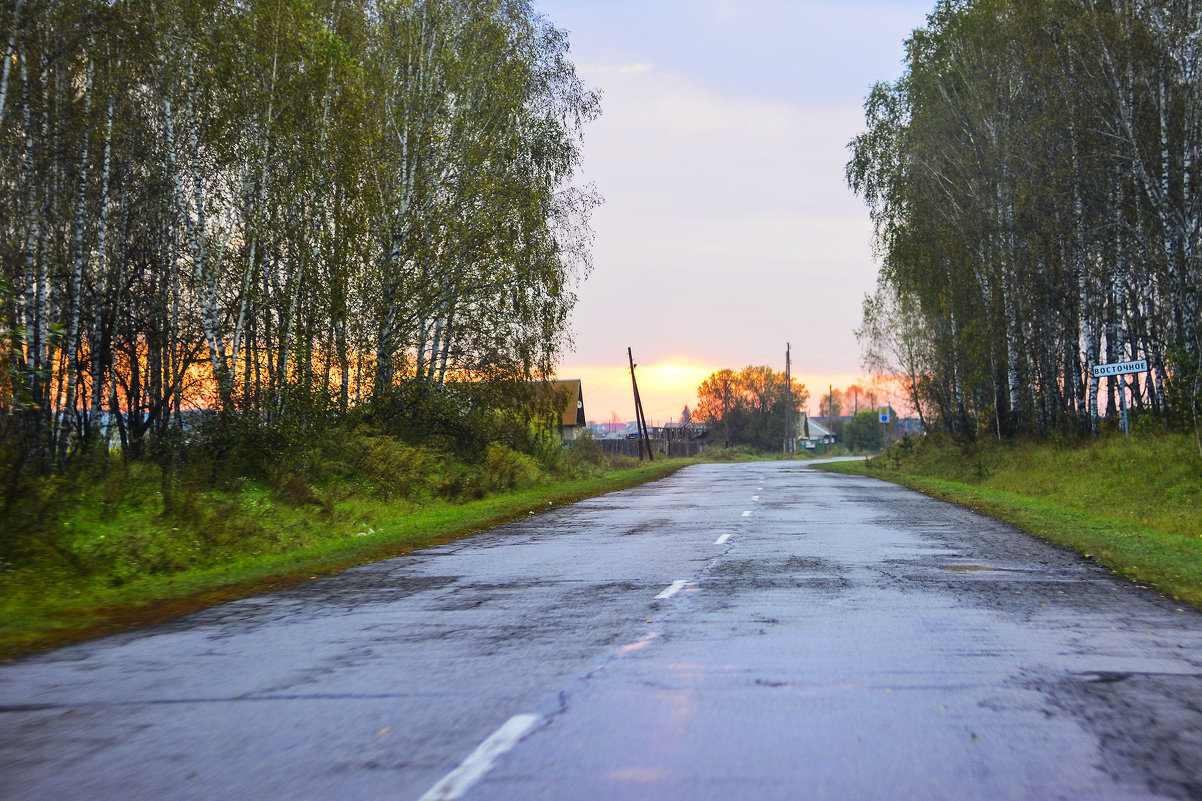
top-left (714, 533), bottom-right (731, 545)
top-left (418, 714), bottom-right (542, 801)
top-left (655, 580), bottom-right (688, 600)
top-left (741, 510), bottom-right (751, 517)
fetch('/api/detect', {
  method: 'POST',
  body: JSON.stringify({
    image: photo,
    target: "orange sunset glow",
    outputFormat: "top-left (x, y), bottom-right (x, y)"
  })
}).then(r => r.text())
top-left (559, 360), bottom-right (899, 426)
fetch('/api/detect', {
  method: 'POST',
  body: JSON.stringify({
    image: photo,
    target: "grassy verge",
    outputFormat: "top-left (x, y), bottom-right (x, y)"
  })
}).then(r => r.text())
top-left (0, 459), bottom-right (692, 660)
top-left (819, 434), bottom-right (1202, 607)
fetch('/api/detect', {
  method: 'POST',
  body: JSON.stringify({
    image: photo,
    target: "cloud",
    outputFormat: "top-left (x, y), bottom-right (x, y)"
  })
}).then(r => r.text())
top-left (548, 0), bottom-right (931, 104)
top-left (566, 66), bottom-right (877, 370)
top-left (581, 62), bottom-right (655, 76)
top-left (536, 0), bottom-right (935, 420)
top-left (577, 65), bottom-right (868, 222)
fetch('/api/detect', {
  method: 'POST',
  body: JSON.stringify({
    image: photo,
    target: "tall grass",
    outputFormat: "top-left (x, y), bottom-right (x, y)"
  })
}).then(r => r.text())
top-left (0, 429), bottom-right (669, 658)
top-left (873, 433), bottom-right (1201, 539)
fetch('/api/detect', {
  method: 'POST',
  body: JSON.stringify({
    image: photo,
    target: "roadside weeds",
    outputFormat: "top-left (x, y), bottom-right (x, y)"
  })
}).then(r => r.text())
top-left (0, 460), bottom-right (693, 661)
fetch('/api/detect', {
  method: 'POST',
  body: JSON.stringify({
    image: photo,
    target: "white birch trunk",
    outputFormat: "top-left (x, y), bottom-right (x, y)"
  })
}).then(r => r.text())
top-left (0, 0), bottom-right (23, 131)
top-left (1070, 121), bottom-right (1100, 431)
top-left (1092, 5), bottom-right (1198, 360)
top-left (184, 76), bottom-right (228, 399)
top-left (372, 2), bottom-right (449, 395)
top-left (996, 184), bottom-right (1021, 428)
top-left (36, 63), bottom-right (51, 414)
top-left (57, 57), bottom-right (94, 459)
top-left (231, 44), bottom-right (280, 387)
top-left (338, 318), bottom-right (349, 414)
top-left (89, 87), bottom-right (115, 445)
top-left (948, 302), bottom-right (965, 431)
top-left (275, 255), bottom-right (303, 415)
top-left (162, 87), bottom-right (186, 399)
top-left (16, 59), bottom-right (36, 389)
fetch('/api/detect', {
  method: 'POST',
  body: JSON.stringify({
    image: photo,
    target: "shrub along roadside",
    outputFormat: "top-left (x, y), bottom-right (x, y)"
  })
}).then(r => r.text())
top-left (0, 450), bottom-right (692, 661)
top-left (818, 434), bottom-right (1202, 608)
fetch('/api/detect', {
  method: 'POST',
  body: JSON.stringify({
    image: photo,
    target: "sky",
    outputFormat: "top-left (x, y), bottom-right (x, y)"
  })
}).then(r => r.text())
top-left (533, 0), bottom-right (934, 423)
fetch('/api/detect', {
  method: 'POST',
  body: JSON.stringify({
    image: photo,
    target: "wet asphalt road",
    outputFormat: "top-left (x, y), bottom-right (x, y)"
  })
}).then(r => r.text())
top-left (3, 460), bottom-right (1202, 801)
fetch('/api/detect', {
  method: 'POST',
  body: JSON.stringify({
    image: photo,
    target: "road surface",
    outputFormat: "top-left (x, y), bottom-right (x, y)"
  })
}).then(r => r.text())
top-left (3, 461), bottom-right (1201, 800)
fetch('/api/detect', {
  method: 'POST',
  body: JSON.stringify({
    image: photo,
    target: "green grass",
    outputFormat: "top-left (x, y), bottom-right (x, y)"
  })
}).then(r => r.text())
top-left (0, 459), bottom-right (692, 660)
top-left (820, 433), bottom-right (1202, 607)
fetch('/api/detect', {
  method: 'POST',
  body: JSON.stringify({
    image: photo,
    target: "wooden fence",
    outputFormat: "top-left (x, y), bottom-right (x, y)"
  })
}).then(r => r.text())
top-left (597, 425), bottom-right (707, 459)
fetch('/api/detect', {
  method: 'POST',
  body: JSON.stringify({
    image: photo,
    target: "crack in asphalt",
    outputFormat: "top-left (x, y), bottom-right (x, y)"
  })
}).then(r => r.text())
top-left (0, 691), bottom-right (509, 713)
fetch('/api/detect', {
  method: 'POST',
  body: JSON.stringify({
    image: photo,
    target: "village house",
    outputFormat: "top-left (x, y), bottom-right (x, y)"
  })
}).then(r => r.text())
top-left (796, 411), bottom-right (837, 448)
top-left (537, 379), bottom-right (586, 441)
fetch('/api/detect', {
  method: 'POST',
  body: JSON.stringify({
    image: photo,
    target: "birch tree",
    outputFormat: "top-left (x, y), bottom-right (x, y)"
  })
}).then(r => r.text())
top-left (848, 0), bottom-right (1201, 439)
top-left (0, 0), bottom-right (600, 487)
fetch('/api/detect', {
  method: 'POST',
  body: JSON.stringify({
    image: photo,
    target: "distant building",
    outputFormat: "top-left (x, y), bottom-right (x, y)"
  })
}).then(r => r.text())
top-left (796, 411), bottom-right (836, 448)
top-left (537, 379), bottom-right (586, 440)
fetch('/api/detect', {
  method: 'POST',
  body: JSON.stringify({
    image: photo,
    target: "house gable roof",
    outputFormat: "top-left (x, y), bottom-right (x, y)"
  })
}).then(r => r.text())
top-left (537, 380), bottom-right (585, 427)
top-left (799, 412), bottom-right (834, 439)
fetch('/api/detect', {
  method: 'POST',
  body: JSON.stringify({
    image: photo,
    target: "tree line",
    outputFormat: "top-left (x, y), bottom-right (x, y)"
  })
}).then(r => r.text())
top-left (848, 0), bottom-right (1201, 443)
top-left (0, 0), bottom-right (598, 478)
top-left (695, 366), bottom-right (807, 451)
top-left (817, 384), bottom-right (880, 418)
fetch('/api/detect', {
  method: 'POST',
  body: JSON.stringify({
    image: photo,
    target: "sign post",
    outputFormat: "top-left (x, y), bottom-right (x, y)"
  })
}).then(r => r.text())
top-left (879, 406), bottom-right (891, 456)
top-left (1090, 359), bottom-right (1147, 436)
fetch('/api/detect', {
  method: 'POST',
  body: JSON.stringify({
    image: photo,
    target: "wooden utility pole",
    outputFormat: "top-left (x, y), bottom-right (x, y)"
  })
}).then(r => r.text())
top-left (637, 391), bottom-right (653, 460)
top-left (628, 347), bottom-right (644, 460)
top-left (784, 343), bottom-right (793, 454)
top-left (628, 347), bottom-right (653, 461)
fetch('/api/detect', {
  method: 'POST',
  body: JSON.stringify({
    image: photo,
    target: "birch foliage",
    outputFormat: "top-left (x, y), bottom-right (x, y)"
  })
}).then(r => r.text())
top-left (849, 0), bottom-right (1202, 441)
top-left (0, 0), bottom-right (598, 479)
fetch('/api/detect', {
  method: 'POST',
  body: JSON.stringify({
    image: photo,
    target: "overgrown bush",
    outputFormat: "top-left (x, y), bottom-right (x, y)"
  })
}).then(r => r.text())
top-left (705, 445), bottom-right (759, 462)
top-left (436, 462), bottom-right (486, 500)
top-left (359, 380), bottom-right (496, 456)
top-left (484, 443), bottom-right (541, 491)
top-left (0, 390), bottom-right (659, 585)
top-left (563, 432), bottom-right (607, 477)
top-left (1165, 347), bottom-right (1202, 458)
top-left (842, 410), bottom-right (887, 451)
top-left (357, 437), bottom-right (440, 501)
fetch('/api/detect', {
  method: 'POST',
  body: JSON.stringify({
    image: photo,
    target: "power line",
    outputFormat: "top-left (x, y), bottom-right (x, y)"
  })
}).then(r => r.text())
top-left (581, 369), bottom-right (629, 392)
top-left (646, 396), bottom-right (697, 415)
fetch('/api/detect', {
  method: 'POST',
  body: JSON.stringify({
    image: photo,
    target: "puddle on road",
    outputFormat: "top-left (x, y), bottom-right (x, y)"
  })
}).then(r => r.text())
top-left (940, 565), bottom-right (1006, 572)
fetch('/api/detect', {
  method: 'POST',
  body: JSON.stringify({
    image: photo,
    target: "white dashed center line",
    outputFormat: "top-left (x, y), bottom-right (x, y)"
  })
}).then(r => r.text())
top-left (714, 533), bottom-right (731, 545)
top-left (741, 510), bottom-right (752, 517)
top-left (752, 495), bottom-right (760, 501)
top-left (618, 632), bottom-right (658, 654)
top-left (418, 714), bottom-right (542, 801)
top-left (655, 580), bottom-right (688, 600)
